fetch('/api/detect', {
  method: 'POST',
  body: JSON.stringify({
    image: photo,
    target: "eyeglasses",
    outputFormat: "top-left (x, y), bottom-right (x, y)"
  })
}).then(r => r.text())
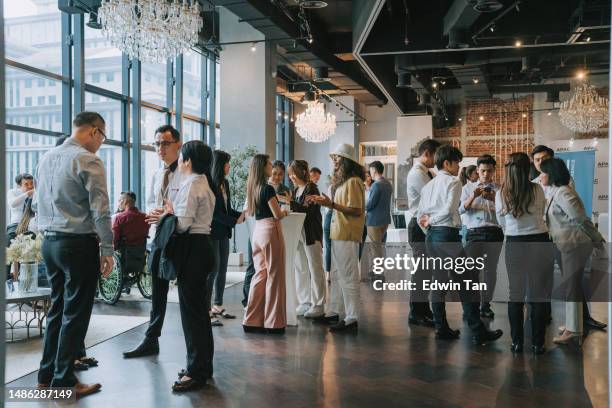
top-left (94, 127), bottom-right (107, 142)
top-left (152, 140), bottom-right (178, 149)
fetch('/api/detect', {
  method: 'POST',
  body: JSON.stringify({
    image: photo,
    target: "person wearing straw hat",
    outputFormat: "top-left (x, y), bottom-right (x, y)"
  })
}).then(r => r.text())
top-left (307, 143), bottom-right (365, 332)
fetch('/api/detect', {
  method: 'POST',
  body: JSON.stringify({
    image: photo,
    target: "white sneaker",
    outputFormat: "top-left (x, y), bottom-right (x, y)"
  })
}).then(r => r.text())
top-left (296, 304), bottom-right (311, 316)
top-left (304, 308), bottom-right (325, 318)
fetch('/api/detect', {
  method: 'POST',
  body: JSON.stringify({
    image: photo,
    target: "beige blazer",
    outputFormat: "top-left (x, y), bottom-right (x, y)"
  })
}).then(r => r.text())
top-left (545, 185), bottom-right (603, 252)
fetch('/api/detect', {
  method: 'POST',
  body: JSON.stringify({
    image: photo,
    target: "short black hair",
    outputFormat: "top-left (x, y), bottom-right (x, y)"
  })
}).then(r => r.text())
top-left (435, 144), bottom-right (463, 169)
top-left (309, 167), bottom-right (322, 175)
top-left (369, 160), bottom-right (384, 175)
top-left (272, 160), bottom-right (286, 172)
top-left (181, 140), bottom-right (213, 175)
top-left (531, 145), bottom-right (554, 158)
top-left (121, 191), bottom-right (137, 203)
top-left (155, 124), bottom-right (181, 142)
top-left (55, 135), bottom-right (68, 146)
top-left (73, 111), bottom-right (105, 128)
top-left (15, 173), bottom-right (33, 185)
top-left (540, 157), bottom-right (571, 187)
top-left (418, 139), bottom-right (442, 156)
top-left (477, 154), bottom-right (497, 167)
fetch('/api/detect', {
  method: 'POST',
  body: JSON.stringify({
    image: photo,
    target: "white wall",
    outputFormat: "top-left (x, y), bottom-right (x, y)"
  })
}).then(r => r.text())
top-left (359, 104), bottom-right (399, 142)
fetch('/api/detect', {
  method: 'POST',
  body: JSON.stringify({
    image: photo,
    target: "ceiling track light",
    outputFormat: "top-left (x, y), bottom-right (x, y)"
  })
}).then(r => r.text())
top-left (250, 42), bottom-right (257, 52)
top-left (299, 1), bottom-right (328, 8)
top-left (472, 77), bottom-right (480, 84)
top-left (473, 0), bottom-right (504, 13)
top-left (514, 40), bottom-right (522, 47)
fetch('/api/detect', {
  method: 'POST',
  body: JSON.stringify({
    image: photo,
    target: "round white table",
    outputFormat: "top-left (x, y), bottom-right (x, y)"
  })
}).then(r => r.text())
top-left (246, 212), bottom-right (306, 326)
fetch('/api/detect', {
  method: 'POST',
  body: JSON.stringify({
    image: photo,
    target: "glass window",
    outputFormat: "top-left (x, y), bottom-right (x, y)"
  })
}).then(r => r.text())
top-left (141, 149), bottom-right (163, 210)
top-left (4, 0), bottom-right (62, 74)
top-left (141, 108), bottom-right (167, 144)
top-left (85, 92), bottom-right (122, 141)
top-left (49, 95), bottom-right (56, 105)
top-left (25, 79), bottom-right (31, 88)
top-left (98, 145), bottom-right (123, 212)
top-left (6, 67), bottom-right (62, 131)
top-left (37, 78), bottom-right (45, 87)
top-left (141, 61), bottom-right (168, 107)
top-left (215, 62), bottom-right (220, 125)
top-left (183, 119), bottom-right (202, 142)
top-left (85, 24), bottom-right (122, 93)
top-left (183, 52), bottom-right (202, 117)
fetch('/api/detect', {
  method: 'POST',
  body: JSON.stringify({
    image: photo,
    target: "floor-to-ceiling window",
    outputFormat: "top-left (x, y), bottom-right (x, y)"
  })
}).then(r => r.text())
top-left (3, 0), bottom-right (220, 215)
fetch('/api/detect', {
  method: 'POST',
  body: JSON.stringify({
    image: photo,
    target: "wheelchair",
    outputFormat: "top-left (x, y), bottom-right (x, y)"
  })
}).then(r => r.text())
top-left (98, 245), bottom-right (152, 305)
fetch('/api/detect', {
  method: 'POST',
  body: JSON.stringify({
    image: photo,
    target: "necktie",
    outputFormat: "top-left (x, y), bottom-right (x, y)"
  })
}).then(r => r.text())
top-left (426, 170), bottom-right (433, 180)
top-left (159, 167), bottom-right (172, 205)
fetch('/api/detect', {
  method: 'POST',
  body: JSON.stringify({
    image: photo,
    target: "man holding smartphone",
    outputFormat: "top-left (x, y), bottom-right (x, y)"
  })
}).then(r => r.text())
top-left (459, 155), bottom-right (504, 319)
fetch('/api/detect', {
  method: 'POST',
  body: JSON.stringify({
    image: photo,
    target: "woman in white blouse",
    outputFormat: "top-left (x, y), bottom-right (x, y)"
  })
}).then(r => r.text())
top-left (165, 140), bottom-right (216, 392)
top-left (495, 152), bottom-right (554, 355)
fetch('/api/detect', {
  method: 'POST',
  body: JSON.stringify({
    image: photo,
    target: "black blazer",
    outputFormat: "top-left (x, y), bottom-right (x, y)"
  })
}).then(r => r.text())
top-left (211, 179), bottom-right (242, 240)
top-left (148, 213), bottom-right (181, 281)
top-left (290, 182), bottom-right (323, 246)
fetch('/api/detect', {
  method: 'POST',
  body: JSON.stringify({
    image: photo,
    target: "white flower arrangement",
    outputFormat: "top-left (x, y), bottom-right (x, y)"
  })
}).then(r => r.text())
top-left (6, 234), bottom-right (43, 265)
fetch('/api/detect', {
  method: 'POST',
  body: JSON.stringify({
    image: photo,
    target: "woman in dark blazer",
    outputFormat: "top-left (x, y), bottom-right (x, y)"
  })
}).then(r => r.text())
top-left (288, 160), bottom-right (326, 318)
top-left (208, 150), bottom-right (244, 324)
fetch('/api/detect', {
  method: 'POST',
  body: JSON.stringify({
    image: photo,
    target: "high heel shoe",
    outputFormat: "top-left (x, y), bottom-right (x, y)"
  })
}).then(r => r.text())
top-left (553, 330), bottom-right (583, 346)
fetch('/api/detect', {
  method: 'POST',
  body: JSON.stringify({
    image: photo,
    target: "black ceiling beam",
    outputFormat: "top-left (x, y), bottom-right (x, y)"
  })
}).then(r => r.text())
top-left (490, 83), bottom-right (571, 94)
top-left (241, 0), bottom-right (387, 104)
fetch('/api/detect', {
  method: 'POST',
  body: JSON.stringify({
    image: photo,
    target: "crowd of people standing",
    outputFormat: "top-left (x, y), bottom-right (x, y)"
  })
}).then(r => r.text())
top-left (6, 110), bottom-right (607, 397)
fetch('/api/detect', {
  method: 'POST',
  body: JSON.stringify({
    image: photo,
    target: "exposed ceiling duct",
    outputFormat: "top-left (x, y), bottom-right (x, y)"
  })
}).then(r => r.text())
top-left (471, 0), bottom-right (504, 13)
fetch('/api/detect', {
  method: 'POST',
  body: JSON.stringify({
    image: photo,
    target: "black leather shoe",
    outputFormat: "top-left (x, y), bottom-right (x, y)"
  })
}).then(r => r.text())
top-left (531, 345), bottom-right (546, 355)
top-left (435, 328), bottom-right (460, 340)
top-left (172, 377), bottom-right (205, 392)
top-left (408, 315), bottom-right (435, 327)
top-left (242, 325), bottom-right (265, 333)
top-left (472, 329), bottom-right (503, 345)
top-left (266, 327), bottom-right (285, 335)
top-left (313, 315), bottom-right (340, 325)
top-left (178, 369), bottom-right (212, 381)
top-left (480, 306), bottom-right (495, 319)
top-left (123, 337), bottom-right (159, 358)
top-left (329, 321), bottom-right (358, 332)
top-left (510, 343), bottom-right (523, 353)
top-left (585, 317), bottom-right (607, 331)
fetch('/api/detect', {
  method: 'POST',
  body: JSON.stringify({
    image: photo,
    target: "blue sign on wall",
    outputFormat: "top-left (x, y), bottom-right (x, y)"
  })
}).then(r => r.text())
top-left (555, 150), bottom-right (596, 216)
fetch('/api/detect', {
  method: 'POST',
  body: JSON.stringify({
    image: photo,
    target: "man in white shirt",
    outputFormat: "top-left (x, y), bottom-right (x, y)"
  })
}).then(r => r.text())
top-left (405, 139), bottom-right (440, 327)
top-left (418, 145), bottom-right (503, 345)
top-left (459, 155), bottom-right (503, 319)
top-left (123, 125), bottom-right (188, 358)
top-left (6, 173), bottom-right (35, 279)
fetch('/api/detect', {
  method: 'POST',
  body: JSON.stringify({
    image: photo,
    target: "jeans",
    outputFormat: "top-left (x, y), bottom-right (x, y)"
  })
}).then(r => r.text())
top-left (207, 237), bottom-right (230, 308)
top-left (425, 226), bottom-right (484, 334)
top-left (505, 233), bottom-right (553, 347)
top-left (464, 227), bottom-right (504, 308)
top-left (38, 235), bottom-right (99, 387)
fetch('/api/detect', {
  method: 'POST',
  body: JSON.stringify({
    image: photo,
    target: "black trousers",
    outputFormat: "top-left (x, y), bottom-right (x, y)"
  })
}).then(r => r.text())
top-left (425, 226), bottom-right (484, 334)
top-left (505, 233), bottom-right (553, 347)
top-left (6, 224), bottom-right (17, 280)
top-left (38, 235), bottom-right (99, 387)
top-left (145, 269), bottom-right (170, 339)
top-left (242, 240), bottom-right (256, 307)
top-left (407, 218), bottom-right (432, 317)
top-left (177, 234), bottom-right (215, 380)
top-left (464, 227), bottom-right (504, 307)
top-left (207, 237), bottom-right (230, 308)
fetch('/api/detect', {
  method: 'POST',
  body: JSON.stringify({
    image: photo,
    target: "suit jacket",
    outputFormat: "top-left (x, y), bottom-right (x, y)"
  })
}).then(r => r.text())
top-left (366, 177), bottom-right (393, 227)
top-left (546, 185), bottom-right (603, 252)
top-left (290, 182), bottom-right (323, 245)
top-left (211, 179), bottom-right (242, 240)
top-left (147, 213), bottom-right (182, 280)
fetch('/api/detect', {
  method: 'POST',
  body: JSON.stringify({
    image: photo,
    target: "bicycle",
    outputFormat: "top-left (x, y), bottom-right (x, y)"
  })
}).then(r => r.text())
top-left (98, 248), bottom-right (152, 305)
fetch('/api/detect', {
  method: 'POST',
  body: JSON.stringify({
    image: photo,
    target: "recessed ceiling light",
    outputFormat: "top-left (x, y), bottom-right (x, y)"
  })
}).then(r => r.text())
top-left (514, 40), bottom-right (522, 47)
top-left (586, 36), bottom-right (591, 42)
top-left (432, 82), bottom-right (438, 89)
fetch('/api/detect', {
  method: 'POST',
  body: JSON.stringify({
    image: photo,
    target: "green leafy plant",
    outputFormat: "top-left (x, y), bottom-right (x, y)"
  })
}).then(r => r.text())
top-left (228, 145), bottom-right (258, 252)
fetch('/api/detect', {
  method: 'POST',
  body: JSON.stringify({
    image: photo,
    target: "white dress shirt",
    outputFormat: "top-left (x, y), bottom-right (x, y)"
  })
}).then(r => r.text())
top-left (174, 174), bottom-right (215, 234)
top-left (532, 173), bottom-right (575, 200)
top-left (7, 187), bottom-right (29, 225)
top-left (416, 170), bottom-right (462, 228)
top-left (146, 161), bottom-right (188, 213)
top-left (406, 161), bottom-right (434, 220)
top-left (495, 184), bottom-right (548, 236)
top-left (459, 181), bottom-right (501, 229)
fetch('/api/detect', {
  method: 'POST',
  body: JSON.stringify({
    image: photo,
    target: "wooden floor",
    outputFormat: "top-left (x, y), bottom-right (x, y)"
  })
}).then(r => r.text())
top-left (7, 282), bottom-right (609, 408)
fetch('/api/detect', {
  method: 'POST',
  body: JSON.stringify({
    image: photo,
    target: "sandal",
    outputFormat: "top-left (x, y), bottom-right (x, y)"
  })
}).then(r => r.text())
top-left (212, 307), bottom-right (236, 319)
top-left (79, 357), bottom-right (99, 367)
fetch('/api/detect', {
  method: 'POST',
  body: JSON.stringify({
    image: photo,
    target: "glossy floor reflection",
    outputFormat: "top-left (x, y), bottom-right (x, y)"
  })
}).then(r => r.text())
top-left (7, 282), bottom-right (609, 408)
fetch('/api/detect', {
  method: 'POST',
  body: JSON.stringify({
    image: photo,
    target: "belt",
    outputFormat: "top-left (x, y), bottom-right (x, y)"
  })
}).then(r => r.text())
top-left (43, 231), bottom-right (97, 239)
top-left (468, 226), bottom-right (503, 232)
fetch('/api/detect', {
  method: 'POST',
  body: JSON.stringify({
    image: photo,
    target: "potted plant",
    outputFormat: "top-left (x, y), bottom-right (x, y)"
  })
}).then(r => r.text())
top-left (6, 234), bottom-right (43, 293)
top-left (227, 145), bottom-right (258, 265)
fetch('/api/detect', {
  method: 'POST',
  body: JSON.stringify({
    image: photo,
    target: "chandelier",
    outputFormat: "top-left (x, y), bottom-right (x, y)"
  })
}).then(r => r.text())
top-left (558, 83), bottom-right (609, 133)
top-left (97, 0), bottom-right (203, 63)
top-left (295, 100), bottom-right (337, 143)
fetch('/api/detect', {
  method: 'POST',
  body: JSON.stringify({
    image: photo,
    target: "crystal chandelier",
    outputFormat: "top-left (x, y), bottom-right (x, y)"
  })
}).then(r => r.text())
top-left (295, 100), bottom-right (337, 143)
top-left (97, 0), bottom-right (203, 63)
top-left (558, 83), bottom-right (609, 133)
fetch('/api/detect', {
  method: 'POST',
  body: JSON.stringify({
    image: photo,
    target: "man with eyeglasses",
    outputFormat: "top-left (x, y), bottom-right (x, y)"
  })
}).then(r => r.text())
top-left (33, 111), bottom-right (113, 397)
top-left (123, 124), bottom-right (186, 358)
